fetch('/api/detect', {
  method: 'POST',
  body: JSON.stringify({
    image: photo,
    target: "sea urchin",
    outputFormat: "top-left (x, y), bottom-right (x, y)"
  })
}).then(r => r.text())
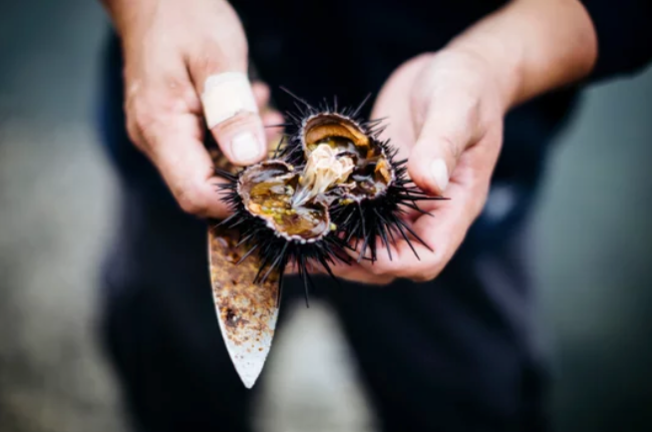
top-left (213, 92), bottom-right (446, 303)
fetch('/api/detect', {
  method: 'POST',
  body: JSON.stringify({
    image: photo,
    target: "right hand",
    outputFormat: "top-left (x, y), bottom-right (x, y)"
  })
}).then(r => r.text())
top-left (106, 0), bottom-right (281, 218)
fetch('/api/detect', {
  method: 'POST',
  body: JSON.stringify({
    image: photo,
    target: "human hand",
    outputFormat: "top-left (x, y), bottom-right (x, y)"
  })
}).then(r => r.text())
top-left (330, 0), bottom-right (598, 285)
top-left (103, 0), bottom-right (282, 218)
top-left (330, 50), bottom-right (508, 285)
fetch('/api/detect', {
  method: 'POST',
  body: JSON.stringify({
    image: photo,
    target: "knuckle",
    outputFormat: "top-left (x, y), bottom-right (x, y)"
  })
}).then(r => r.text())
top-left (125, 79), bottom-right (186, 128)
top-left (125, 120), bottom-right (144, 148)
top-left (132, 103), bottom-right (157, 133)
top-left (126, 96), bottom-right (155, 134)
top-left (125, 109), bottom-right (147, 149)
top-left (177, 188), bottom-right (208, 216)
top-left (128, 101), bottom-right (175, 150)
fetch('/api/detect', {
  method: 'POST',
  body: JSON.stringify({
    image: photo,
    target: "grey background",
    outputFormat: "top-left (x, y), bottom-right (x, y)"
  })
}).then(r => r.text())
top-left (0, 0), bottom-right (650, 431)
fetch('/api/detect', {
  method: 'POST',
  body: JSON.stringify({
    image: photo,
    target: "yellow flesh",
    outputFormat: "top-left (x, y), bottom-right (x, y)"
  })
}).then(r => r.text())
top-left (242, 165), bottom-right (330, 240)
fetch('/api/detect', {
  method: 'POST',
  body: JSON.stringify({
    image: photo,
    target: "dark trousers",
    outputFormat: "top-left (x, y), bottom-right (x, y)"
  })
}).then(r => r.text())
top-left (97, 34), bottom-right (550, 432)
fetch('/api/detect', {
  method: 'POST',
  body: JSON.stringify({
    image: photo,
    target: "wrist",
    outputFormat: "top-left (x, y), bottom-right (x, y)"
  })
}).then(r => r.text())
top-left (444, 0), bottom-right (597, 110)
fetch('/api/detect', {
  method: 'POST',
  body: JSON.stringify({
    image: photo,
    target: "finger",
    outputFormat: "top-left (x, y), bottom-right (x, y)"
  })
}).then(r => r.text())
top-left (355, 145), bottom-right (492, 282)
top-left (251, 80), bottom-right (285, 145)
top-left (251, 81), bottom-right (271, 110)
top-left (348, 193), bottom-right (458, 282)
top-left (369, 55), bottom-right (427, 159)
top-left (141, 114), bottom-right (231, 219)
top-left (190, 58), bottom-right (267, 165)
top-left (284, 257), bottom-right (394, 286)
top-left (262, 110), bottom-right (285, 144)
top-left (407, 88), bottom-right (479, 196)
top-left (329, 261), bottom-right (395, 286)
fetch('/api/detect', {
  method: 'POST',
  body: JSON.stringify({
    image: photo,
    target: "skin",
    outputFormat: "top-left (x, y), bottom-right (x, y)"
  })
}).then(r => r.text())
top-left (101, 0), bottom-right (282, 219)
top-left (102, 0), bottom-right (598, 284)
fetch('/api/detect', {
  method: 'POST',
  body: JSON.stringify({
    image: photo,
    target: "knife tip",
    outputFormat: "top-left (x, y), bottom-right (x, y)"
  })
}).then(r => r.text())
top-left (242, 376), bottom-right (257, 389)
top-left (235, 360), bottom-right (263, 389)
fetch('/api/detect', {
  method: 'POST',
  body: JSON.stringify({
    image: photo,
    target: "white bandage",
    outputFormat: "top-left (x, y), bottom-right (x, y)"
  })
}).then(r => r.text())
top-left (201, 72), bottom-right (258, 128)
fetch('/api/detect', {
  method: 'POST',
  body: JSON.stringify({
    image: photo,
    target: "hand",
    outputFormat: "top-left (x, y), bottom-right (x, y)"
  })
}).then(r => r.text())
top-left (104, 0), bottom-right (282, 218)
top-left (330, 50), bottom-right (507, 285)
top-left (328, 0), bottom-right (598, 285)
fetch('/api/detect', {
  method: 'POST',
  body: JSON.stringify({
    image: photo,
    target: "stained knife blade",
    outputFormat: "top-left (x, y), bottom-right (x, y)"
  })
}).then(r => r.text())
top-left (208, 226), bottom-right (280, 388)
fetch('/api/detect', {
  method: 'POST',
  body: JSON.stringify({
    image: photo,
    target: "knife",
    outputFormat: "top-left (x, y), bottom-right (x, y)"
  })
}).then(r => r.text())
top-left (208, 225), bottom-right (280, 388)
top-left (204, 97), bottom-right (286, 388)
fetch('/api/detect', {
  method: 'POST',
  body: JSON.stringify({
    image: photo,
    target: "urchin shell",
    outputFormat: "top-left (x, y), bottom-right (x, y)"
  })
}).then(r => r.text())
top-left (214, 90), bottom-right (446, 301)
top-left (235, 160), bottom-right (332, 244)
top-left (214, 166), bottom-right (349, 304)
top-left (276, 91), bottom-right (445, 262)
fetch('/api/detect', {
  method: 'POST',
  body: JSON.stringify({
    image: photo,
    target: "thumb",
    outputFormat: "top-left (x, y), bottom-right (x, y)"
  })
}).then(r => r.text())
top-left (190, 59), bottom-right (267, 166)
top-left (407, 97), bottom-right (476, 196)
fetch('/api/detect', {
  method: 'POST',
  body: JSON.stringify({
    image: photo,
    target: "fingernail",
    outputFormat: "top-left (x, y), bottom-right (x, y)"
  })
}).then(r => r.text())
top-left (430, 158), bottom-right (449, 192)
top-left (231, 132), bottom-right (263, 163)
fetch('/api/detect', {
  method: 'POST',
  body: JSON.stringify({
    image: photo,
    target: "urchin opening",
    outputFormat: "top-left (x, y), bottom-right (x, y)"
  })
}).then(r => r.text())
top-left (233, 113), bottom-right (404, 244)
top-left (238, 161), bottom-right (331, 242)
top-left (302, 113), bottom-right (394, 202)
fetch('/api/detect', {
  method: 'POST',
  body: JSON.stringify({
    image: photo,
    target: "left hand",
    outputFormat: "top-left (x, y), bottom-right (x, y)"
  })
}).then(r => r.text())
top-left (331, 49), bottom-right (509, 285)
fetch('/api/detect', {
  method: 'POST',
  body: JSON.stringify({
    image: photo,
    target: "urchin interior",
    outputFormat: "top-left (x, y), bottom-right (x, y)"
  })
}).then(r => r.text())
top-left (237, 115), bottom-right (397, 242)
top-left (304, 115), bottom-right (370, 154)
top-left (302, 114), bottom-right (393, 201)
top-left (238, 162), bottom-right (331, 241)
top-left (292, 144), bottom-right (355, 207)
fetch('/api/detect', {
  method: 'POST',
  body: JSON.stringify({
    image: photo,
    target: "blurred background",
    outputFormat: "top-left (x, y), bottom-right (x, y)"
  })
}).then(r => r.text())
top-left (0, 0), bottom-right (651, 431)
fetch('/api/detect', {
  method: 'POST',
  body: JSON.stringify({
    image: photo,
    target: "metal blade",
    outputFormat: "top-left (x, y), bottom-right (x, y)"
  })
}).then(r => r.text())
top-left (208, 226), bottom-right (280, 388)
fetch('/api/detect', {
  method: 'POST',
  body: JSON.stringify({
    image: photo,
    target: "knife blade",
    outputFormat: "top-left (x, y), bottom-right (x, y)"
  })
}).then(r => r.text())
top-left (208, 225), bottom-right (280, 388)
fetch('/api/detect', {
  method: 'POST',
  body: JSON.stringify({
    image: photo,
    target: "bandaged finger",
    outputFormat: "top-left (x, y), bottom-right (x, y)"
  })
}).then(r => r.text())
top-left (201, 72), bottom-right (258, 128)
